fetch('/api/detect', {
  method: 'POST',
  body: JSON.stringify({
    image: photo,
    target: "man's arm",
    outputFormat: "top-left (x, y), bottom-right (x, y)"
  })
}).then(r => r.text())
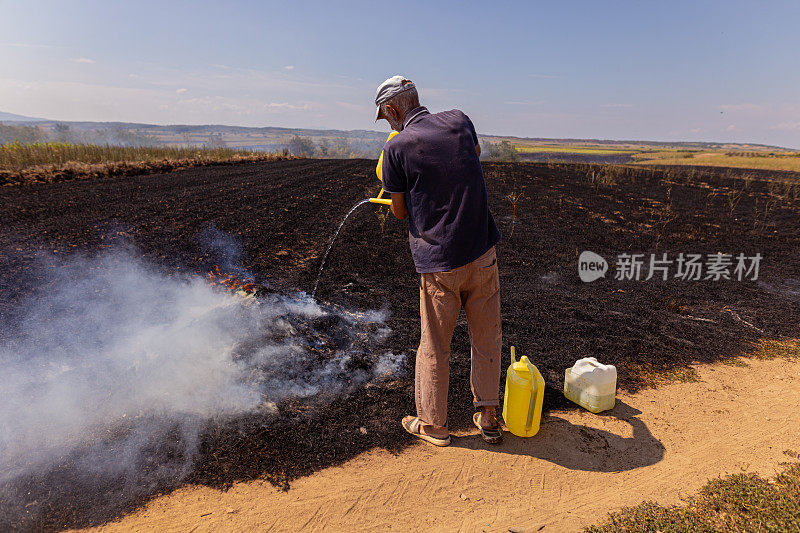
top-left (461, 112), bottom-right (481, 158)
top-left (391, 193), bottom-right (408, 220)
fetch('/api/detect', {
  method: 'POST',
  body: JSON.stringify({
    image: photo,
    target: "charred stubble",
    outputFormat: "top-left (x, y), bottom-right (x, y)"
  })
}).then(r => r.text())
top-left (0, 159), bottom-right (799, 530)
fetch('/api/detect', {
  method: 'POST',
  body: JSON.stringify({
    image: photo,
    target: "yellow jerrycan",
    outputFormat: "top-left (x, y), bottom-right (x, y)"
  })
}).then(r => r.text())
top-left (502, 346), bottom-right (545, 437)
top-left (369, 131), bottom-right (398, 206)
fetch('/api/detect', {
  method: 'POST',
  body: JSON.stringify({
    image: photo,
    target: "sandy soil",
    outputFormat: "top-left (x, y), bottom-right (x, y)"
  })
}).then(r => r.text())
top-left (82, 354), bottom-right (800, 533)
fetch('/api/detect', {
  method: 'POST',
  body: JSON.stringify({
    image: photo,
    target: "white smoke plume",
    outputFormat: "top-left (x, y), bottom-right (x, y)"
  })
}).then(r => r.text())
top-left (0, 247), bottom-right (403, 528)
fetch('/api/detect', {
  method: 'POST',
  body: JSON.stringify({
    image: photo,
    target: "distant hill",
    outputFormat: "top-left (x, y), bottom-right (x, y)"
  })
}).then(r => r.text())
top-left (0, 111), bottom-right (48, 122)
top-left (0, 111), bottom-right (794, 154)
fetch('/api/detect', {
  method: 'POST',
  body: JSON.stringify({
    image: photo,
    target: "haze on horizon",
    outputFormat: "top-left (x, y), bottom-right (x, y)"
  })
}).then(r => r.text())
top-left (1, 0), bottom-right (798, 149)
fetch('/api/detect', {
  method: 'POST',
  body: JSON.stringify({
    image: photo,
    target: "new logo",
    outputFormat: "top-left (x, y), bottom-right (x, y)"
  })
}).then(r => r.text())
top-left (578, 251), bottom-right (608, 282)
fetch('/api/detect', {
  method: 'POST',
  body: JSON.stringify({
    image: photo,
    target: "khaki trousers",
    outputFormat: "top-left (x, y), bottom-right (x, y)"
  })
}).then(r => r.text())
top-left (416, 246), bottom-right (502, 433)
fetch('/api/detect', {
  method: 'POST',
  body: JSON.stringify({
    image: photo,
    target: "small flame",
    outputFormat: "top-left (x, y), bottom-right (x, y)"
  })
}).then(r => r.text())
top-left (206, 265), bottom-right (255, 294)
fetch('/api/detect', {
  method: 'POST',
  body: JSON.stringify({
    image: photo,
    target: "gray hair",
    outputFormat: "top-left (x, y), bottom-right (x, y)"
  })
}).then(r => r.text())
top-left (380, 86), bottom-right (420, 117)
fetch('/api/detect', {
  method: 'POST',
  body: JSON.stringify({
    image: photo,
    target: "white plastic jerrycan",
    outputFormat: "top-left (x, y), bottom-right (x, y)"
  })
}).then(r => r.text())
top-left (564, 357), bottom-right (617, 413)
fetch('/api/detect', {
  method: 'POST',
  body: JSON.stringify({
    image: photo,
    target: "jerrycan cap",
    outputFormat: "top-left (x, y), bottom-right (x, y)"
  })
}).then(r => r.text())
top-left (512, 360), bottom-right (530, 373)
top-left (510, 346), bottom-right (532, 373)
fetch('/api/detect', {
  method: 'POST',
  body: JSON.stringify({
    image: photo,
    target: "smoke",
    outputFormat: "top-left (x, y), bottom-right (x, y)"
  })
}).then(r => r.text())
top-left (197, 223), bottom-right (250, 278)
top-left (48, 124), bottom-right (158, 147)
top-left (0, 246), bottom-right (403, 528)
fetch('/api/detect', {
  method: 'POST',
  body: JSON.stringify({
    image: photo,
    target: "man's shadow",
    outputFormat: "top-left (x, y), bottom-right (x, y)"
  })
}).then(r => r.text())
top-left (453, 400), bottom-right (664, 472)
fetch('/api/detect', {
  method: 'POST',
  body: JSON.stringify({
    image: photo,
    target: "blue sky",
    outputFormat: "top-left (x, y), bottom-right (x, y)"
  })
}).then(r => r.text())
top-left (1, 0), bottom-right (799, 147)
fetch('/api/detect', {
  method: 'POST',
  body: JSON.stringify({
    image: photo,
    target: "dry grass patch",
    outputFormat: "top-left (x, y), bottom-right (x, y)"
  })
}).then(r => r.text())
top-left (750, 339), bottom-right (800, 360)
top-left (634, 151), bottom-right (800, 173)
top-left (0, 142), bottom-right (292, 185)
top-left (587, 460), bottom-right (800, 532)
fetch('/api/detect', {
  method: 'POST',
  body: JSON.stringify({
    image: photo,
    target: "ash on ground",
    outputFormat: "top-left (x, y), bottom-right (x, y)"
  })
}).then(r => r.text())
top-left (0, 249), bottom-right (404, 531)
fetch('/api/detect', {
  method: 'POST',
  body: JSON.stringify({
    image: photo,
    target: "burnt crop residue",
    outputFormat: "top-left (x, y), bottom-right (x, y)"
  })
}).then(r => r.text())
top-left (1, 158), bottom-right (799, 529)
top-left (0, 247), bottom-right (404, 531)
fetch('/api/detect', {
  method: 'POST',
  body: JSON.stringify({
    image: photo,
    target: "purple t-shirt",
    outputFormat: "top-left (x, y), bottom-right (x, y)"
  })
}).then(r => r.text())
top-left (381, 107), bottom-right (501, 273)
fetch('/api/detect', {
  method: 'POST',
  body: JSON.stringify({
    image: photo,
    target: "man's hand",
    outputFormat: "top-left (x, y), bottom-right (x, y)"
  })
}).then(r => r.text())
top-left (475, 143), bottom-right (481, 157)
top-left (391, 193), bottom-right (408, 220)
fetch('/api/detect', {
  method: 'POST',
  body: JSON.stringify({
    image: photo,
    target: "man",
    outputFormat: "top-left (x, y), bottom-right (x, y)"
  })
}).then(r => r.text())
top-left (374, 75), bottom-right (503, 446)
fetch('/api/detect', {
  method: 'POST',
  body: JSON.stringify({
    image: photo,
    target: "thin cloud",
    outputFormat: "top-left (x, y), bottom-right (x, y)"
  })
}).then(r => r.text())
top-left (190, 64), bottom-right (352, 91)
top-left (266, 102), bottom-right (309, 110)
top-left (528, 74), bottom-right (558, 79)
top-left (283, 65), bottom-right (295, 71)
top-left (335, 101), bottom-right (369, 112)
top-left (601, 103), bottom-right (634, 108)
top-left (718, 103), bottom-right (764, 112)
top-left (0, 42), bottom-right (59, 49)
top-left (419, 87), bottom-right (466, 99)
top-left (114, 62), bottom-right (355, 98)
top-left (175, 94), bottom-right (312, 114)
top-left (71, 57), bottom-right (96, 64)
top-left (772, 122), bottom-right (800, 131)
top-left (504, 100), bottom-right (544, 106)
top-left (175, 88), bottom-right (188, 94)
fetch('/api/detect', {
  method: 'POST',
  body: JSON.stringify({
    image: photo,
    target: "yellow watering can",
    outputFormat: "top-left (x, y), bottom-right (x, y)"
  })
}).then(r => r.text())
top-left (502, 346), bottom-right (545, 437)
top-left (369, 131), bottom-right (398, 206)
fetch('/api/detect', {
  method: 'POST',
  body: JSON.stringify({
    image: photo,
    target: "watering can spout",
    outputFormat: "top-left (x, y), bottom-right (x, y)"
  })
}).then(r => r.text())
top-left (368, 192), bottom-right (392, 206)
top-left (369, 131), bottom-right (399, 206)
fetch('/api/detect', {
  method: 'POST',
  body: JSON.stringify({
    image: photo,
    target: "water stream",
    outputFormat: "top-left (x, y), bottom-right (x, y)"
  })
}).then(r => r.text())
top-left (311, 198), bottom-right (371, 298)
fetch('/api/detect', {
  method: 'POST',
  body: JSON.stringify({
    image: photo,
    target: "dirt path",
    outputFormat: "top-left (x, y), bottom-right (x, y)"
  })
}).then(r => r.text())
top-left (80, 355), bottom-right (800, 533)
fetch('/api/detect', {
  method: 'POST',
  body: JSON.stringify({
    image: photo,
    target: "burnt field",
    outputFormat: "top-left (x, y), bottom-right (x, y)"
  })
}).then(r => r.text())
top-left (1, 159), bottom-right (799, 530)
